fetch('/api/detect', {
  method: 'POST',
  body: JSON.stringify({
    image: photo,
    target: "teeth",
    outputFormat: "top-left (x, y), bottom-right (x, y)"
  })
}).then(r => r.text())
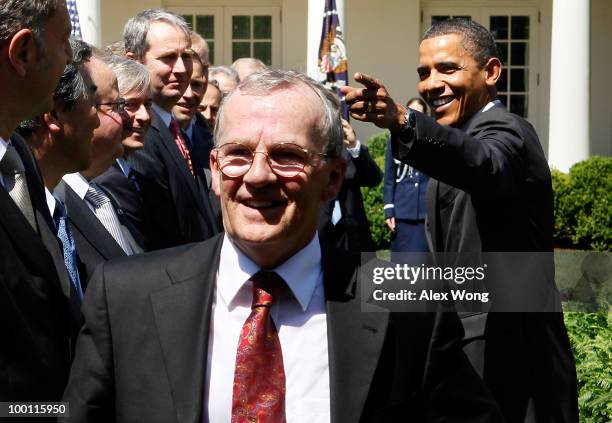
top-left (431, 97), bottom-right (454, 107)
top-left (245, 200), bottom-right (274, 208)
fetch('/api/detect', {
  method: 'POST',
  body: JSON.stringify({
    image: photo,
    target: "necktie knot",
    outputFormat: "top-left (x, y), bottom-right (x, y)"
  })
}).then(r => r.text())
top-left (0, 145), bottom-right (25, 174)
top-left (250, 271), bottom-right (284, 309)
top-left (85, 184), bottom-right (110, 207)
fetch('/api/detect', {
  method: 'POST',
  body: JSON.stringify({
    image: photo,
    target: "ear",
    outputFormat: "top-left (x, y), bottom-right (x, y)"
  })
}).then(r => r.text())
top-left (209, 149), bottom-right (221, 198)
top-left (7, 29), bottom-right (36, 77)
top-left (483, 57), bottom-right (502, 87)
top-left (125, 51), bottom-right (138, 61)
top-left (320, 157), bottom-right (346, 202)
top-left (43, 111), bottom-right (62, 134)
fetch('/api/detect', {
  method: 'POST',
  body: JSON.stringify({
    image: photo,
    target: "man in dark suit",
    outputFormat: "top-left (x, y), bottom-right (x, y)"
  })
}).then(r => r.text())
top-left (319, 119), bottom-right (382, 252)
top-left (63, 69), bottom-right (500, 422)
top-left (124, 9), bottom-right (218, 250)
top-left (343, 18), bottom-right (578, 423)
top-left (93, 56), bottom-right (153, 251)
top-left (57, 51), bottom-right (140, 282)
top-left (0, 0), bottom-right (74, 402)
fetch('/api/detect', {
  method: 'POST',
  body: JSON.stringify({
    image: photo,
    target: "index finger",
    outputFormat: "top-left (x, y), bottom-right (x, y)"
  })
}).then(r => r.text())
top-left (354, 72), bottom-right (384, 89)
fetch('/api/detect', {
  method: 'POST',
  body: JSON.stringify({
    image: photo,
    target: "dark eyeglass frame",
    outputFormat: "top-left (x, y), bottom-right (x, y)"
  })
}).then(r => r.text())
top-left (95, 98), bottom-right (126, 113)
top-left (123, 99), bottom-right (153, 113)
top-left (214, 142), bottom-right (329, 178)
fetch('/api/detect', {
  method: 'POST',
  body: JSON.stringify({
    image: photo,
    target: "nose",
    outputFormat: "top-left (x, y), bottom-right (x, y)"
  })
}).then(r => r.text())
top-left (136, 104), bottom-right (150, 126)
top-left (242, 151), bottom-right (277, 186)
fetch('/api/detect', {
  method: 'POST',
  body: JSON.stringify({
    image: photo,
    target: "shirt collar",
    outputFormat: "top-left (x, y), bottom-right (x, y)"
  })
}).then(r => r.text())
top-left (0, 136), bottom-right (9, 163)
top-left (61, 172), bottom-right (90, 200)
top-left (116, 157), bottom-right (131, 177)
top-left (217, 233), bottom-right (323, 313)
top-left (44, 187), bottom-right (56, 217)
top-left (461, 99), bottom-right (502, 129)
top-left (152, 103), bottom-right (173, 128)
top-left (184, 118), bottom-right (195, 142)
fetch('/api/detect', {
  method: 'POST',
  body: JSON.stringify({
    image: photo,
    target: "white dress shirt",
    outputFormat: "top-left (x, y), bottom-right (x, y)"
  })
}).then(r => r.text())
top-left (205, 234), bottom-right (331, 423)
top-left (0, 136), bottom-right (9, 187)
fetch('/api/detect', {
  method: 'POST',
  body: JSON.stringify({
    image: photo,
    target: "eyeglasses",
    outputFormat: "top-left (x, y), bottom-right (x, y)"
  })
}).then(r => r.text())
top-left (96, 98), bottom-right (126, 114)
top-left (214, 142), bottom-right (328, 178)
top-left (123, 99), bottom-right (153, 113)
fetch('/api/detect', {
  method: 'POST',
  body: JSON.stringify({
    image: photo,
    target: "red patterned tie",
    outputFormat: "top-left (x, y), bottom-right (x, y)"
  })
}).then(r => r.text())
top-left (169, 119), bottom-right (194, 176)
top-left (232, 271), bottom-right (286, 423)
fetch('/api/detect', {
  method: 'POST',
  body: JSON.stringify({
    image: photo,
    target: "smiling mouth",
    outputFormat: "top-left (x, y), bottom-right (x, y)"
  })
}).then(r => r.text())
top-left (430, 96), bottom-right (455, 108)
top-left (242, 200), bottom-right (286, 210)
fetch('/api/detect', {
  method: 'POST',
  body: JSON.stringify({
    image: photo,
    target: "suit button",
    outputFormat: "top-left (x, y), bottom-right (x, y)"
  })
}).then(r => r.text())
top-left (117, 209), bottom-right (124, 215)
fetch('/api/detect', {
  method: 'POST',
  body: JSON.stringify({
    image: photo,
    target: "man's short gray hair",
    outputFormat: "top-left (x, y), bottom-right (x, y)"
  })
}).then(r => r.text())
top-left (123, 9), bottom-right (190, 61)
top-left (209, 65), bottom-right (239, 84)
top-left (104, 55), bottom-right (151, 97)
top-left (0, 0), bottom-right (61, 52)
top-left (214, 68), bottom-right (343, 159)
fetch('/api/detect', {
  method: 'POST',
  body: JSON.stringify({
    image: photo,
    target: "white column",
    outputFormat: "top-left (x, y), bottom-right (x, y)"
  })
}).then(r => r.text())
top-left (75, 0), bottom-right (102, 47)
top-left (306, 0), bottom-right (345, 79)
top-left (548, 0), bottom-right (590, 172)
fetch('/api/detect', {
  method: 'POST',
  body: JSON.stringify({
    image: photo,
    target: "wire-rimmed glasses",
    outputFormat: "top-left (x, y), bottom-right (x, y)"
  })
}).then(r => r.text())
top-left (214, 142), bottom-right (328, 178)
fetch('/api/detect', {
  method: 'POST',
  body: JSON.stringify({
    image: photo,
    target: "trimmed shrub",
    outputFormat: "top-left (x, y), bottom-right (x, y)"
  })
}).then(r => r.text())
top-left (553, 157), bottom-right (612, 251)
top-left (361, 131), bottom-right (390, 250)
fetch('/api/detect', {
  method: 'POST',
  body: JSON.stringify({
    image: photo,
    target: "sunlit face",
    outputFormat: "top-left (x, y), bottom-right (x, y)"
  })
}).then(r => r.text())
top-left (213, 72), bottom-right (238, 95)
top-left (199, 83), bottom-right (221, 129)
top-left (87, 57), bottom-right (125, 169)
top-left (417, 34), bottom-right (495, 127)
top-left (54, 70), bottom-right (99, 172)
top-left (121, 88), bottom-right (152, 154)
top-left (172, 57), bottom-right (206, 126)
top-left (31, 2), bottom-right (73, 115)
top-left (141, 21), bottom-right (193, 111)
top-left (210, 85), bottom-right (345, 267)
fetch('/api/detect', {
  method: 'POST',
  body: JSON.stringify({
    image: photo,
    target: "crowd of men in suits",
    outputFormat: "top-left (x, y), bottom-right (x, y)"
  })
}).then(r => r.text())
top-left (1, 1), bottom-right (578, 422)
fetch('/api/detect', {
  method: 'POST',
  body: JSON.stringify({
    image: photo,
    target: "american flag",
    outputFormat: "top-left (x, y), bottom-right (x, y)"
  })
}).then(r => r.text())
top-left (66, 0), bottom-right (82, 39)
top-left (317, 0), bottom-right (349, 119)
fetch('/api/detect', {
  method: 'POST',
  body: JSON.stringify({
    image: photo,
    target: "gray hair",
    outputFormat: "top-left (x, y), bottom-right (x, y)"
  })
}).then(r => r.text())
top-left (104, 55), bottom-right (150, 97)
top-left (214, 68), bottom-right (343, 159)
top-left (123, 9), bottom-right (190, 61)
top-left (0, 0), bottom-right (61, 53)
top-left (209, 66), bottom-right (239, 84)
top-left (17, 36), bottom-right (92, 138)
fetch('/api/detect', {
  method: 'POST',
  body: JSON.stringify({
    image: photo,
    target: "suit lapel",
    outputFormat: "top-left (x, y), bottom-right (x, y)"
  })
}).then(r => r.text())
top-left (58, 182), bottom-right (126, 259)
top-left (323, 248), bottom-right (389, 423)
top-left (150, 236), bottom-right (222, 423)
top-left (152, 111), bottom-right (205, 212)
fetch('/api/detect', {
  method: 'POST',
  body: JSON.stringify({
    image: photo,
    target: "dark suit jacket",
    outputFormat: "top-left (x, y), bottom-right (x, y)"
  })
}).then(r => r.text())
top-left (393, 105), bottom-right (578, 422)
top-left (319, 144), bottom-right (382, 252)
top-left (128, 109), bottom-right (219, 250)
top-left (55, 181), bottom-right (128, 283)
top-left (93, 162), bottom-right (147, 250)
top-left (0, 134), bottom-right (72, 403)
top-left (63, 234), bottom-right (501, 423)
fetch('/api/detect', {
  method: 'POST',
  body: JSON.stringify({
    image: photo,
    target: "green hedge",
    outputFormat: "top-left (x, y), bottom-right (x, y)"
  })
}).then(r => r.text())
top-left (362, 131), bottom-right (612, 252)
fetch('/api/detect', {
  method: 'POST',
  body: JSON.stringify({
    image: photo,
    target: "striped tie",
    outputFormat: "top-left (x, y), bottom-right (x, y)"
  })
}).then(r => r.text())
top-left (85, 184), bottom-right (133, 255)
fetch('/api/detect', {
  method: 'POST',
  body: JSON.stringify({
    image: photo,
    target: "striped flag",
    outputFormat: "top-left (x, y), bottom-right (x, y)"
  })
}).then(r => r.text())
top-left (317, 0), bottom-right (349, 119)
top-left (66, 0), bottom-right (82, 39)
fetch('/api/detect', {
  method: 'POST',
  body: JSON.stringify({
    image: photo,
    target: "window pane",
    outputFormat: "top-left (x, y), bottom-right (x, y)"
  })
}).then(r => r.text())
top-left (182, 15), bottom-right (193, 29)
top-left (232, 16), bottom-right (250, 39)
top-left (254, 16), bottom-right (271, 39)
top-left (511, 16), bottom-right (529, 39)
top-left (510, 42), bottom-right (528, 66)
top-left (254, 42), bottom-right (272, 65)
top-left (454, 16), bottom-right (471, 21)
top-left (510, 94), bottom-right (527, 117)
top-left (496, 42), bottom-right (508, 64)
top-left (196, 15), bottom-right (214, 39)
top-left (232, 42), bottom-right (251, 61)
top-left (490, 16), bottom-right (508, 40)
top-left (497, 68), bottom-right (508, 92)
top-left (431, 16), bottom-right (450, 24)
top-left (510, 68), bottom-right (528, 92)
top-left (208, 41), bottom-right (215, 65)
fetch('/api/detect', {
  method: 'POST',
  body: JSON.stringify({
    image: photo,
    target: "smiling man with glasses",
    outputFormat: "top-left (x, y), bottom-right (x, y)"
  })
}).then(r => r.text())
top-left (64, 68), bottom-right (500, 422)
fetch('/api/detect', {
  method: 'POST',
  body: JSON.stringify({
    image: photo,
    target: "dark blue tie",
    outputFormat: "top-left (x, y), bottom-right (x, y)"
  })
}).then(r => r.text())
top-left (53, 198), bottom-right (84, 299)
